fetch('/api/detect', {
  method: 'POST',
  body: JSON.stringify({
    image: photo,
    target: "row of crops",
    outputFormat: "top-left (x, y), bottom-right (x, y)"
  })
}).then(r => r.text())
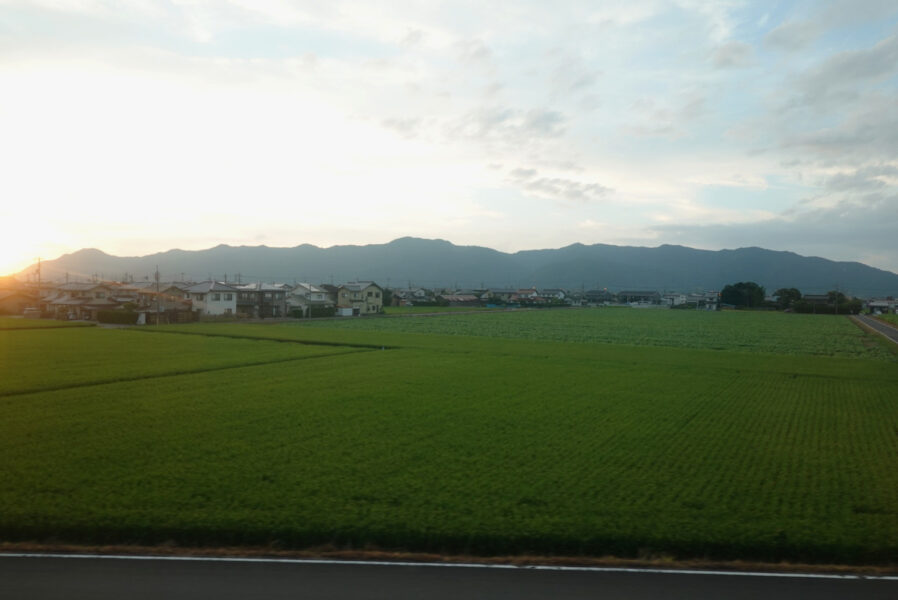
top-left (299, 308), bottom-right (897, 361)
top-left (1, 314), bottom-right (896, 564)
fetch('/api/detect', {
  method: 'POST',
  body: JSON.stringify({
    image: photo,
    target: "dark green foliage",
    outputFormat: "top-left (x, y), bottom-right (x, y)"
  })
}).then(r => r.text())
top-left (794, 292), bottom-right (863, 315)
top-left (773, 287), bottom-right (802, 310)
top-left (97, 310), bottom-right (138, 324)
top-left (720, 281), bottom-right (765, 308)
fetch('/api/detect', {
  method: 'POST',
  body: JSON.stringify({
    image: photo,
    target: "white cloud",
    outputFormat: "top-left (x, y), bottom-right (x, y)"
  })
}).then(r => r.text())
top-left (1, 0), bottom-right (897, 276)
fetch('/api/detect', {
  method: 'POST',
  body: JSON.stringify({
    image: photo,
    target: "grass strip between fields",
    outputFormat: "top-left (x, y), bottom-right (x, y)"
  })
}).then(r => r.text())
top-left (0, 347), bottom-right (377, 398)
top-left (137, 326), bottom-right (395, 350)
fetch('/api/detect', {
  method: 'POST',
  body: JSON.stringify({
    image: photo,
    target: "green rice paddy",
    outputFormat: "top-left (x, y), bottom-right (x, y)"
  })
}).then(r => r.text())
top-left (1, 309), bottom-right (896, 564)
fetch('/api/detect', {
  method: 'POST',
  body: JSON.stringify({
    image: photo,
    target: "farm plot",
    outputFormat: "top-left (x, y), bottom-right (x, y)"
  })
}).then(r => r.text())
top-left (0, 317), bottom-right (93, 330)
top-left (1, 333), bottom-right (896, 564)
top-left (0, 327), bottom-right (362, 396)
top-left (877, 314), bottom-right (898, 327)
top-left (298, 308), bottom-right (896, 360)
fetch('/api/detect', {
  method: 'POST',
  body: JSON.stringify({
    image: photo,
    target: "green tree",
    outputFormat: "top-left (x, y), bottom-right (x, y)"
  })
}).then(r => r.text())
top-left (720, 281), bottom-right (766, 308)
top-left (827, 290), bottom-right (847, 305)
top-left (773, 288), bottom-right (802, 310)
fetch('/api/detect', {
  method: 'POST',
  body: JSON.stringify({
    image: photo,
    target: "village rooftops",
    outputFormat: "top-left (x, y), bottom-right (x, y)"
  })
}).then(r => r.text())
top-left (55, 282), bottom-right (110, 291)
top-left (184, 281), bottom-right (239, 294)
top-left (236, 282), bottom-right (289, 292)
top-left (339, 281), bottom-right (381, 292)
top-left (291, 282), bottom-right (326, 294)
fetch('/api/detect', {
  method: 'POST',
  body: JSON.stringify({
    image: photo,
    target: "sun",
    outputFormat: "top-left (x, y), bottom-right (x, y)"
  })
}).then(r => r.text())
top-left (0, 229), bottom-right (43, 277)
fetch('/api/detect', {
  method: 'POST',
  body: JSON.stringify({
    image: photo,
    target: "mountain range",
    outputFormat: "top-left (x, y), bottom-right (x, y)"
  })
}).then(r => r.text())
top-left (16, 237), bottom-right (898, 297)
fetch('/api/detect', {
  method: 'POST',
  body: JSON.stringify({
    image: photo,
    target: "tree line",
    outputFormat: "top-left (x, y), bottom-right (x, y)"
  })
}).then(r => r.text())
top-left (720, 282), bottom-right (863, 314)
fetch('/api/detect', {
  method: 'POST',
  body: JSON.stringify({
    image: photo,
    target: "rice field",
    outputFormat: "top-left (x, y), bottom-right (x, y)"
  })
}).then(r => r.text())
top-left (1, 311), bottom-right (897, 564)
top-left (301, 308), bottom-right (897, 361)
top-left (0, 317), bottom-right (93, 330)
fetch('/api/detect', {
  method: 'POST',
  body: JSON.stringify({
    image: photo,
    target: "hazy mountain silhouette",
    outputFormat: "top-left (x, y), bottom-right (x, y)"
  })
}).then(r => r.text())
top-left (16, 237), bottom-right (898, 297)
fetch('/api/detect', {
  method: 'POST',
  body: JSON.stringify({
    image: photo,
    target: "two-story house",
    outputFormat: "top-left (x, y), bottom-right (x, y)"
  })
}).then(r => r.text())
top-left (287, 283), bottom-right (334, 317)
top-left (183, 281), bottom-right (238, 316)
top-left (235, 282), bottom-right (289, 318)
top-left (336, 281), bottom-right (383, 316)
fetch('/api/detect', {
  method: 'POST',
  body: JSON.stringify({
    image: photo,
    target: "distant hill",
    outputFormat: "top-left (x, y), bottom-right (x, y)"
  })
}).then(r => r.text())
top-left (15, 237), bottom-right (898, 297)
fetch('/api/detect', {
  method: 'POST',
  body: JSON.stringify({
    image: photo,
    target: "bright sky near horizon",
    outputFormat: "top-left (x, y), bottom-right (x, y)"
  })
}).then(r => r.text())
top-left (1, 0), bottom-right (897, 277)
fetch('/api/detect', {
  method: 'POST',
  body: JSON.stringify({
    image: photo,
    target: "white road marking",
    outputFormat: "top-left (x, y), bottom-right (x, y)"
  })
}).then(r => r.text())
top-left (2, 553), bottom-right (897, 580)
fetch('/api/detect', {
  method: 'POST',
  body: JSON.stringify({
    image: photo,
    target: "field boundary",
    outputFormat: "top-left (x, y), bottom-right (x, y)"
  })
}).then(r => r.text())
top-left (134, 327), bottom-right (395, 350)
top-left (0, 323), bottom-right (96, 331)
top-left (0, 348), bottom-right (376, 398)
top-left (1, 544), bottom-right (897, 577)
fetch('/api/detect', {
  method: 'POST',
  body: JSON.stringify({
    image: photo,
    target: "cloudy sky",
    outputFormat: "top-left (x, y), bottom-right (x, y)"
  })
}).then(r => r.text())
top-left (2, 0), bottom-right (897, 276)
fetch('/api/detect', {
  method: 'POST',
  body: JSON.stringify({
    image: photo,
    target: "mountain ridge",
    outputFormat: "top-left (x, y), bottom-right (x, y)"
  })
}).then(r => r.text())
top-left (14, 237), bottom-right (898, 297)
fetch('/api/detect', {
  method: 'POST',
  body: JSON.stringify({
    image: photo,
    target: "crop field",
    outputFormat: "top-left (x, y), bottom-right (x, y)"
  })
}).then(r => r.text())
top-left (0, 317), bottom-right (93, 330)
top-left (383, 306), bottom-right (497, 315)
top-left (878, 314), bottom-right (898, 327)
top-left (0, 327), bottom-right (363, 396)
top-left (301, 308), bottom-right (897, 361)
top-left (1, 312), bottom-right (897, 565)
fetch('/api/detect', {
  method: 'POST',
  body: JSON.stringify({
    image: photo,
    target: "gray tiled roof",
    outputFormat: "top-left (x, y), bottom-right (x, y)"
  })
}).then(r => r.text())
top-left (184, 281), bottom-right (240, 293)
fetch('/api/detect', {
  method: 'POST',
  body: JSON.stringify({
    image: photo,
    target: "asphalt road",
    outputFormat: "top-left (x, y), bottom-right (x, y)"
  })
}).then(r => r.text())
top-left (854, 314), bottom-right (898, 344)
top-left (2, 555), bottom-right (897, 600)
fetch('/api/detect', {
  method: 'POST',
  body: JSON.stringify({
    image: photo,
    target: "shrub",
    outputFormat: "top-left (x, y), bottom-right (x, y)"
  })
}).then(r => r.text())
top-left (97, 310), bottom-right (139, 325)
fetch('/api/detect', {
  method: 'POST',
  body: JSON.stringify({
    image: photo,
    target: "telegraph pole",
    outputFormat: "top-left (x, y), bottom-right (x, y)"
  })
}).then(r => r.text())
top-left (155, 265), bottom-right (160, 326)
top-left (35, 257), bottom-right (41, 312)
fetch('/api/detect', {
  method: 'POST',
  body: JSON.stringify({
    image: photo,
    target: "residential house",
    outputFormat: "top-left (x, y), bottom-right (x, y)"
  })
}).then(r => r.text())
top-left (0, 290), bottom-right (35, 315)
top-left (584, 289), bottom-right (615, 304)
top-left (867, 298), bottom-right (898, 314)
top-left (662, 293), bottom-right (688, 306)
top-left (485, 288), bottom-right (517, 303)
top-left (336, 281), bottom-right (383, 316)
top-left (234, 283), bottom-right (288, 318)
top-left (319, 284), bottom-right (340, 306)
top-left (618, 290), bottom-right (662, 304)
top-left (43, 282), bottom-right (121, 320)
top-left (183, 281), bottom-right (238, 316)
top-left (438, 294), bottom-right (481, 307)
top-left (540, 288), bottom-right (568, 301)
top-left (287, 283), bottom-right (335, 317)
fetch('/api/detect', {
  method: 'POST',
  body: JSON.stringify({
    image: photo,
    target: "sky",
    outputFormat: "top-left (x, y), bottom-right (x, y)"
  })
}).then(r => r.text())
top-left (1, 0), bottom-right (897, 276)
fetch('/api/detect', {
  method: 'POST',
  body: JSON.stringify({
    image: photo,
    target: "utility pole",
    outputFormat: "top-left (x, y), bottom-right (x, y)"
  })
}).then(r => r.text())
top-left (155, 265), bottom-right (160, 326)
top-left (35, 257), bottom-right (41, 311)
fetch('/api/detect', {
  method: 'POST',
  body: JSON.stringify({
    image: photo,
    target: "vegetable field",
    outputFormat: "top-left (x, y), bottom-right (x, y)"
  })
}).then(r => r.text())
top-left (1, 311), bottom-right (897, 564)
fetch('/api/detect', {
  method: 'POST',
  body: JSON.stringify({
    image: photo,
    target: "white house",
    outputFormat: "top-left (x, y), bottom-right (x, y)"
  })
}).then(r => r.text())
top-left (182, 281), bottom-right (238, 316)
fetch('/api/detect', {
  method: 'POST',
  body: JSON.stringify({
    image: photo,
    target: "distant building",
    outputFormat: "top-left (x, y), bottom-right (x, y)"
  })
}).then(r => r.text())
top-left (618, 290), bottom-right (662, 304)
top-left (584, 289), bottom-right (614, 304)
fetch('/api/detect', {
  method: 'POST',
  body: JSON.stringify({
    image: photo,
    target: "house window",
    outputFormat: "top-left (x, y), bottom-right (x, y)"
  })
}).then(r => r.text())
top-left (212, 293), bottom-right (221, 301)
top-left (375, 292), bottom-right (380, 298)
top-left (367, 291), bottom-right (372, 297)
top-left (225, 294), bottom-right (232, 301)
top-left (225, 308), bottom-right (232, 315)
